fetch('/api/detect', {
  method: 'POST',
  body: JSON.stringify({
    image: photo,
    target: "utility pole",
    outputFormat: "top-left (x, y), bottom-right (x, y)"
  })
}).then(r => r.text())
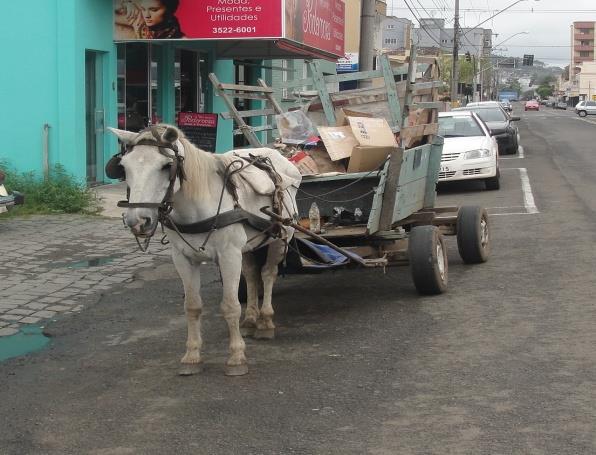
top-left (451, 0), bottom-right (460, 105)
top-left (359, 0), bottom-right (376, 87)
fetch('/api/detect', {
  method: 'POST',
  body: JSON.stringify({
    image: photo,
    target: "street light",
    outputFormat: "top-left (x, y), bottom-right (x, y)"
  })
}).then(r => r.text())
top-left (493, 31), bottom-right (529, 49)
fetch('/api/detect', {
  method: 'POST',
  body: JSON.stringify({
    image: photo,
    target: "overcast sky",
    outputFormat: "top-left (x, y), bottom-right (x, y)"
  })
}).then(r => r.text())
top-left (387, 0), bottom-right (596, 67)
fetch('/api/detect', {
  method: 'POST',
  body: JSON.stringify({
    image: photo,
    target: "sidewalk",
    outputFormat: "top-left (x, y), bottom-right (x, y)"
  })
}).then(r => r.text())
top-left (93, 182), bottom-right (127, 218)
top-left (0, 209), bottom-right (169, 338)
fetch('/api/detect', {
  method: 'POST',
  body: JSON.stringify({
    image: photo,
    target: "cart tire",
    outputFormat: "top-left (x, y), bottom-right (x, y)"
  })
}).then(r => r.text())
top-left (457, 206), bottom-right (490, 264)
top-left (409, 226), bottom-right (448, 295)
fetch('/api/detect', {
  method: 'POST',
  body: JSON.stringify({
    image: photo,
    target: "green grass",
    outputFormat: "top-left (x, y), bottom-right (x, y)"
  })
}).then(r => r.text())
top-left (1, 163), bottom-right (100, 216)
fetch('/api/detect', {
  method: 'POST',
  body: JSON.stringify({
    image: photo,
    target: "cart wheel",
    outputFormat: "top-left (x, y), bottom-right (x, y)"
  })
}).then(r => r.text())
top-left (409, 226), bottom-right (448, 295)
top-left (457, 206), bottom-right (490, 264)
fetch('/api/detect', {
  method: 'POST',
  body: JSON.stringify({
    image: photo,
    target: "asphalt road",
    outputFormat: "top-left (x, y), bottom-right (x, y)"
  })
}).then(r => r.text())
top-left (2, 104), bottom-right (596, 454)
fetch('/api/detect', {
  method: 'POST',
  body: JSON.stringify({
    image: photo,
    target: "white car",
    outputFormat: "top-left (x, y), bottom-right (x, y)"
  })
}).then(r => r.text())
top-left (438, 111), bottom-right (500, 190)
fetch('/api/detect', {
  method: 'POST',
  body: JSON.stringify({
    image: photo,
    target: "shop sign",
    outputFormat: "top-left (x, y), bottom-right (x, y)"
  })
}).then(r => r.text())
top-left (177, 112), bottom-right (218, 153)
top-left (337, 52), bottom-right (358, 72)
top-left (114, 0), bottom-right (345, 58)
top-left (285, 0), bottom-right (345, 56)
top-left (114, 0), bottom-right (282, 40)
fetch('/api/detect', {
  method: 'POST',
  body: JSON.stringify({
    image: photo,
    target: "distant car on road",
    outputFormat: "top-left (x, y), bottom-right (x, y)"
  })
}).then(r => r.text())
top-left (525, 100), bottom-right (540, 111)
top-left (438, 111), bottom-right (500, 190)
top-left (500, 100), bottom-right (513, 112)
top-left (555, 101), bottom-right (567, 110)
top-left (575, 100), bottom-right (596, 117)
top-left (453, 104), bottom-right (520, 155)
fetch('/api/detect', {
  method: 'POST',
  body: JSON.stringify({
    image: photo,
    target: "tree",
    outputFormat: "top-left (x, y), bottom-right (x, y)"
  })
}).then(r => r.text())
top-left (536, 85), bottom-right (553, 99)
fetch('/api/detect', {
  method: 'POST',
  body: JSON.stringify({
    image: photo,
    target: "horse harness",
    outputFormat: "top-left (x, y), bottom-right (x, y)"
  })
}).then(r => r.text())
top-left (105, 126), bottom-right (286, 252)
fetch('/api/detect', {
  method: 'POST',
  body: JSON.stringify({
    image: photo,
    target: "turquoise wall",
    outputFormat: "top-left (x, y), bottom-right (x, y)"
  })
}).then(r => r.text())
top-left (0, 0), bottom-right (235, 183)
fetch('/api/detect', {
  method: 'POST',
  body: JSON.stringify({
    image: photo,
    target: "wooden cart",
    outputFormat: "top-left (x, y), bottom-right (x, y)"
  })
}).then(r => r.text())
top-left (210, 50), bottom-right (490, 295)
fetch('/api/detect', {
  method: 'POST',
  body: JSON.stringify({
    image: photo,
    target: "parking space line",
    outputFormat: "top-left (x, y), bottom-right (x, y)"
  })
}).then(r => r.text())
top-left (500, 146), bottom-right (524, 160)
top-left (500, 167), bottom-right (539, 214)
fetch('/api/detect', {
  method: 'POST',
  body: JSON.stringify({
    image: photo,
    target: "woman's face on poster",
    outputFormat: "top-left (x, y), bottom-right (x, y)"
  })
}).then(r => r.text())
top-left (139, 0), bottom-right (167, 27)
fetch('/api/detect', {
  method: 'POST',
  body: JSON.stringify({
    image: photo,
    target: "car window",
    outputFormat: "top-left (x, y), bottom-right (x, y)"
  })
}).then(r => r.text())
top-left (438, 116), bottom-right (485, 138)
top-left (587, 101), bottom-right (596, 107)
top-left (464, 107), bottom-right (507, 122)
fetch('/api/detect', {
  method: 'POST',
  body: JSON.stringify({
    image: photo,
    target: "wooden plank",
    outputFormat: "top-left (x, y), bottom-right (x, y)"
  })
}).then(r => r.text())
top-left (378, 147), bottom-right (404, 231)
top-left (380, 54), bottom-right (402, 130)
top-left (325, 69), bottom-right (385, 84)
top-left (309, 60), bottom-right (336, 125)
top-left (410, 102), bottom-right (444, 109)
top-left (220, 92), bottom-right (270, 100)
top-left (283, 77), bottom-right (315, 89)
top-left (219, 83), bottom-right (273, 93)
top-left (209, 73), bottom-right (262, 147)
top-left (220, 108), bottom-right (276, 120)
top-left (423, 137), bottom-right (443, 209)
top-left (258, 78), bottom-right (285, 115)
top-left (233, 124), bottom-right (274, 135)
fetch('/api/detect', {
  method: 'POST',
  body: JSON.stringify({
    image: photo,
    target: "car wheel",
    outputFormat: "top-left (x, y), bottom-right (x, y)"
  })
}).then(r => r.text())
top-left (409, 226), bottom-right (448, 295)
top-left (579, 111), bottom-right (587, 117)
top-left (485, 174), bottom-right (500, 191)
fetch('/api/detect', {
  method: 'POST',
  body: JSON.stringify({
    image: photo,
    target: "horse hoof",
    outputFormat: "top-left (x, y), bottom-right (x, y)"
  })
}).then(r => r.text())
top-left (254, 328), bottom-right (275, 340)
top-left (179, 363), bottom-right (203, 376)
top-left (240, 326), bottom-right (256, 337)
top-left (224, 363), bottom-right (249, 376)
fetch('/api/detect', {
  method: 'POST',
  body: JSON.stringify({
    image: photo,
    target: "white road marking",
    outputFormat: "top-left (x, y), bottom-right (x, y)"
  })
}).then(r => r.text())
top-left (500, 167), bottom-right (539, 214)
top-left (501, 145), bottom-right (524, 160)
top-left (573, 116), bottom-right (596, 126)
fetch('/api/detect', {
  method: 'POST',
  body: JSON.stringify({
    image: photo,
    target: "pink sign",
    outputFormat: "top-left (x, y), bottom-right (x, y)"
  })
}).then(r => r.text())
top-left (178, 112), bottom-right (218, 128)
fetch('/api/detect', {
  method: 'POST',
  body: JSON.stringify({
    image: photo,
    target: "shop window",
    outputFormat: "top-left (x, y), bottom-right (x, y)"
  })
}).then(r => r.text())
top-left (175, 49), bottom-right (209, 120)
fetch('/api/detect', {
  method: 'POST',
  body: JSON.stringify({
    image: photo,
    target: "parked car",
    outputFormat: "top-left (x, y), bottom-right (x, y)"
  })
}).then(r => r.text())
top-left (575, 100), bottom-right (596, 117)
top-left (452, 105), bottom-right (520, 155)
top-left (500, 100), bottom-right (513, 112)
top-left (555, 101), bottom-right (567, 110)
top-left (525, 100), bottom-right (540, 111)
top-left (0, 169), bottom-right (24, 212)
top-left (437, 111), bottom-right (500, 190)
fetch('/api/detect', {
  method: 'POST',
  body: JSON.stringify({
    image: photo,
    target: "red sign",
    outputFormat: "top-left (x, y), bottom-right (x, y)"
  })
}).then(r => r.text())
top-left (114, 0), bottom-right (282, 40)
top-left (285, 0), bottom-right (345, 56)
top-left (178, 112), bottom-right (218, 128)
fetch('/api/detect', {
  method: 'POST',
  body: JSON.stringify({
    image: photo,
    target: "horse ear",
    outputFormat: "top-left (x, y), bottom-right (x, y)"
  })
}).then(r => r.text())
top-left (162, 126), bottom-right (179, 144)
top-left (107, 127), bottom-right (137, 144)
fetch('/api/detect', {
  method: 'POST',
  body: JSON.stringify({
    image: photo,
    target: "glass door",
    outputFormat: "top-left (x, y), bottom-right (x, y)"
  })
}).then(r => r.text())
top-left (85, 51), bottom-right (105, 184)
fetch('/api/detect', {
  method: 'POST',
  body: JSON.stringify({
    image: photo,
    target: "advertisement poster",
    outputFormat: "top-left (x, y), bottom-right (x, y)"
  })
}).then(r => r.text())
top-left (177, 112), bottom-right (218, 152)
top-left (336, 52), bottom-right (358, 72)
top-left (114, 0), bottom-right (283, 40)
top-left (285, 0), bottom-right (345, 56)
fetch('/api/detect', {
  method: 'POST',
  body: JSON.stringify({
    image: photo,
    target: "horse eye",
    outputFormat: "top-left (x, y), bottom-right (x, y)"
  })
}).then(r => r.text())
top-left (161, 163), bottom-right (172, 172)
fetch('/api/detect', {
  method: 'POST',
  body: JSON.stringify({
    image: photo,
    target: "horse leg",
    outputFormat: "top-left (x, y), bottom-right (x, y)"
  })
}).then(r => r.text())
top-left (218, 250), bottom-right (248, 376)
top-left (254, 241), bottom-right (284, 340)
top-left (172, 250), bottom-right (203, 376)
top-left (240, 252), bottom-right (260, 337)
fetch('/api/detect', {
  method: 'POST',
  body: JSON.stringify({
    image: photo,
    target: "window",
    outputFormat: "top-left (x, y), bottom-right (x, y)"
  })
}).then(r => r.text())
top-left (438, 116), bottom-right (484, 138)
top-left (386, 24), bottom-right (395, 30)
top-left (385, 38), bottom-right (397, 45)
top-left (580, 51), bottom-right (592, 57)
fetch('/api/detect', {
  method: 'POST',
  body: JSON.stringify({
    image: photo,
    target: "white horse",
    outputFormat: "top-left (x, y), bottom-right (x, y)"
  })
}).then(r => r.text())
top-left (108, 125), bottom-right (301, 376)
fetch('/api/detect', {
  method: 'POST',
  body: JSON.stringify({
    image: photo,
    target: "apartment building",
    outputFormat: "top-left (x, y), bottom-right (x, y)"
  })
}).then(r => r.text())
top-left (569, 21), bottom-right (596, 103)
top-left (413, 19), bottom-right (492, 58)
top-left (382, 17), bottom-right (413, 50)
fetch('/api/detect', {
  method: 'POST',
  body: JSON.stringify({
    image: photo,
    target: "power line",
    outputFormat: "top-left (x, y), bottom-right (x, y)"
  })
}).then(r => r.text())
top-left (403, 0), bottom-right (445, 47)
top-left (392, 7), bottom-right (596, 14)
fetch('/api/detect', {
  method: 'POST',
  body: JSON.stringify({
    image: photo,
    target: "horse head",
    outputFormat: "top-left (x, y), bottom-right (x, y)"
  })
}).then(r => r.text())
top-left (107, 125), bottom-right (184, 237)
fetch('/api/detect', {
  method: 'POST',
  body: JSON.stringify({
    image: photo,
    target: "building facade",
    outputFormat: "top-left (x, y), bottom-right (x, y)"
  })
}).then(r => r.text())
top-left (0, 0), bottom-right (345, 185)
top-left (381, 17), bottom-right (413, 51)
top-left (569, 21), bottom-right (596, 103)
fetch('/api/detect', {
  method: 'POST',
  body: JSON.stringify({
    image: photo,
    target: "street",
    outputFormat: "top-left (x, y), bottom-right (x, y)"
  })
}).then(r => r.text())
top-left (2, 105), bottom-right (596, 454)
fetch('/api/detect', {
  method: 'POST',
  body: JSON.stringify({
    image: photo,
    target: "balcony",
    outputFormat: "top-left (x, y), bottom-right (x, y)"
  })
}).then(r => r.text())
top-left (575, 55), bottom-right (595, 63)
top-left (575, 32), bottom-right (595, 41)
top-left (575, 45), bottom-right (595, 52)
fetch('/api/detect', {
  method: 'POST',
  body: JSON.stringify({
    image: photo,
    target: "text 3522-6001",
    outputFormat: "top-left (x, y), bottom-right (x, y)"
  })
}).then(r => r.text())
top-left (212, 27), bottom-right (257, 34)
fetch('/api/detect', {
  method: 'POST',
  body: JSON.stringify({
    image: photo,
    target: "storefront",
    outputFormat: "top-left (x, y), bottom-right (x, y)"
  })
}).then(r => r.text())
top-left (0, 0), bottom-right (344, 184)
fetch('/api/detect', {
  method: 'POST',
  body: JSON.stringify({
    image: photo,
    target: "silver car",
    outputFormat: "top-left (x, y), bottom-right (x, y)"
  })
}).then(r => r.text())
top-left (575, 101), bottom-right (596, 117)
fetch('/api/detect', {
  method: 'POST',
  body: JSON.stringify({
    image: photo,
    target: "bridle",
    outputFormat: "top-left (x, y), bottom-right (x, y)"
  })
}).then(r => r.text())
top-left (106, 126), bottom-right (288, 254)
top-left (105, 126), bottom-right (186, 251)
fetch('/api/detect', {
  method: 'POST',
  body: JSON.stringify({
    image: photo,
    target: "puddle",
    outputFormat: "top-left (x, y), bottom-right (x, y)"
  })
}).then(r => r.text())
top-left (0, 326), bottom-right (51, 362)
top-left (68, 257), bottom-right (116, 268)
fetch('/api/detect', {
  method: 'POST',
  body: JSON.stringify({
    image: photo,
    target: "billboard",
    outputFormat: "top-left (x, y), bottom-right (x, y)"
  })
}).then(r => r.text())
top-left (114, 0), bottom-right (344, 58)
top-left (285, 0), bottom-right (345, 56)
top-left (114, 0), bottom-right (283, 40)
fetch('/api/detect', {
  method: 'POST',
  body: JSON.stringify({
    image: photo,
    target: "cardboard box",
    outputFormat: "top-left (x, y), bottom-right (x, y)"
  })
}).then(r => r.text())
top-left (347, 146), bottom-right (394, 173)
top-left (318, 126), bottom-right (359, 161)
top-left (346, 117), bottom-right (398, 148)
top-left (308, 147), bottom-right (347, 174)
top-left (335, 108), bottom-right (373, 127)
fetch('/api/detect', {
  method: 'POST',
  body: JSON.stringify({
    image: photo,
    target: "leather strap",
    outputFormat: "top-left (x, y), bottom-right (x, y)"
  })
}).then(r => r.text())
top-left (161, 208), bottom-right (273, 234)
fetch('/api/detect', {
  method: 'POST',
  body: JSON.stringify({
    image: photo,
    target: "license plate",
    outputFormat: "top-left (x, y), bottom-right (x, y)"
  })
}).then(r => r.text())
top-left (440, 165), bottom-right (450, 173)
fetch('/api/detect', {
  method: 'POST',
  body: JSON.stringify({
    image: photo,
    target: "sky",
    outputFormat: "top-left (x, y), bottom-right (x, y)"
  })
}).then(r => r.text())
top-left (387, 0), bottom-right (596, 67)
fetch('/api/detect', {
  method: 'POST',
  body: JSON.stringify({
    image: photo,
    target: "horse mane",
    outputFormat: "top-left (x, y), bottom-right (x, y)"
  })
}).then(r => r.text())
top-left (135, 124), bottom-right (217, 202)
